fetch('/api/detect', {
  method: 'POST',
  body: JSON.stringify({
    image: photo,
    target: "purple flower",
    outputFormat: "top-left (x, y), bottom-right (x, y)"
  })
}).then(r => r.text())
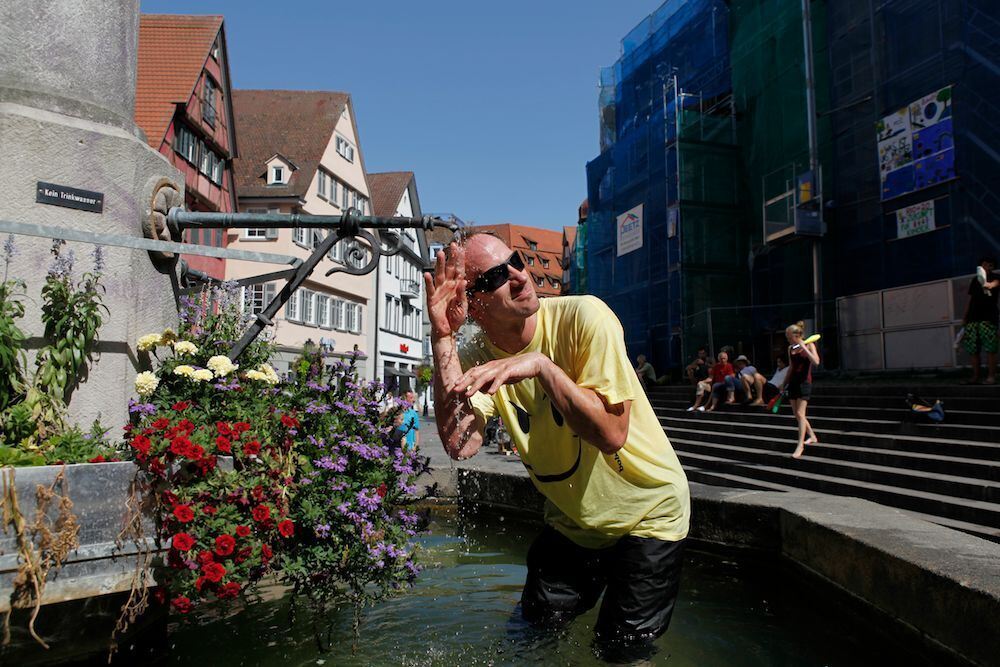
top-left (314, 523), bottom-right (331, 538)
top-left (91, 245), bottom-right (105, 273)
top-left (48, 248), bottom-right (75, 280)
top-left (356, 488), bottom-right (381, 512)
top-left (128, 398), bottom-right (156, 416)
top-left (2, 235), bottom-right (16, 263)
top-left (305, 400), bottom-right (330, 414)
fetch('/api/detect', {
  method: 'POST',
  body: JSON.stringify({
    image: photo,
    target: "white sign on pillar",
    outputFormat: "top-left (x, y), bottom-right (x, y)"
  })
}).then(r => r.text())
top-left (616, 203), bottom-right (643, 257)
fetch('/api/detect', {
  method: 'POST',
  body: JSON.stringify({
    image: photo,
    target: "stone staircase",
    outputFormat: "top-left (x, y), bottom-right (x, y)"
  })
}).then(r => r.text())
top-left (650, 382), bottom-right (1000, 542)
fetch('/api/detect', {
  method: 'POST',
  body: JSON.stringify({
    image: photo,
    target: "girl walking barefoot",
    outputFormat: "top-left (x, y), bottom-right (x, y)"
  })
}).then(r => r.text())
top-left (778, 321), bottom-right (820, 458)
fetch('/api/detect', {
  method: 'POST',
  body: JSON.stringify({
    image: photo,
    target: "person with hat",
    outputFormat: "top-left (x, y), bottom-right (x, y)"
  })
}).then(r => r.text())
top-left (731, 355), bottom-right (765, 405)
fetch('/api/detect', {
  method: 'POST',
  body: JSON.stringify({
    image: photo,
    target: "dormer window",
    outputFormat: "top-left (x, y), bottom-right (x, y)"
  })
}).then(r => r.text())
top-left (269, 165), bottom-right (285, 185)
top-left (542, 258), bottom-right (549, 268)
top-left (527, 256), bottom-right (535, 266)
top-left (528, 241), bottom-right (538, 251)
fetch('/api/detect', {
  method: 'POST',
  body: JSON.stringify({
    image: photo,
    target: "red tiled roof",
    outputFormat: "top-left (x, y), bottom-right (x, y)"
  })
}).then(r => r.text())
top-left (232, 89), bottom-right (349, 200)
top-left (367, 171), bottom-right (414, 217)
top-left (136, 14), bottom-right (222, 148)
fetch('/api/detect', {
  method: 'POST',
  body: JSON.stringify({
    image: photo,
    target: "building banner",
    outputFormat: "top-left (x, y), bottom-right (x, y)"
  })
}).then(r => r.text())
top-left (616, 203), bottom-right (643, 257)
top-left (877, 86), bottom-right (955, 201)
top-left (896, 200), bottom-right (935, 239)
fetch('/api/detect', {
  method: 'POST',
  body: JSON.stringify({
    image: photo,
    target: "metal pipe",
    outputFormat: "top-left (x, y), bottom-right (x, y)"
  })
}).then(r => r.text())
top-left (167, 208), bottom-right (456, 232)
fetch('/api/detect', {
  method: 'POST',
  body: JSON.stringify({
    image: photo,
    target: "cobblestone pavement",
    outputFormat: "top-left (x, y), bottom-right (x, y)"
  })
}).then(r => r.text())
top-left (413, 413), bottom-right (528, 495)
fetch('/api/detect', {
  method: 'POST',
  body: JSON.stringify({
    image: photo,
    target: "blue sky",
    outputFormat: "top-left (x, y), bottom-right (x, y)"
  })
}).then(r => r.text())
top-left (140, 0), bottom-right (662, 230)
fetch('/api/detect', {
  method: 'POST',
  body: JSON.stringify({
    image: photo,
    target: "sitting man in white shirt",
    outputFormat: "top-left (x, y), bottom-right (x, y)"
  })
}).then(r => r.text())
top-left (761, 357), bottom-right (789, 404)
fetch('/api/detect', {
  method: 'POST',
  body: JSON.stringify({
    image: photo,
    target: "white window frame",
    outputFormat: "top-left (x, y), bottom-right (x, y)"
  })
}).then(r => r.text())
top-left (329, 179), bottom-right (339, 206)
top-left (341, 184), bottom-right (350, 209)
top-left (286, 290), bottom-right (300, 321)
top-left (332, 298), bottom-right (345, 330)
top-left (316, 294), bottom-right (330, 328)
top-left (269, 164), bottom-right (286, 185)
top-left (293, 227), bottom-right (308, 247)
top-left (302, 289), bottom-right (315, 325)
top-left (317, 170), bottom-right (328, 198)
top-left (335, 134), bottom-right (355, 162)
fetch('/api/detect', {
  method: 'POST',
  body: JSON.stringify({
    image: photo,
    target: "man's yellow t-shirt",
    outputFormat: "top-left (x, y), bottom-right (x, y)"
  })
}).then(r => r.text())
top-left (460, 295), bottom-right (690, 549)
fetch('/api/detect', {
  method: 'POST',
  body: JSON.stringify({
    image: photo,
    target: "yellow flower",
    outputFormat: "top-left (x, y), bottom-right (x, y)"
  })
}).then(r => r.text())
top-left (173, 340), bottom-right (198, 355)
top-left (192, 369), bottom-right (214, 382)
top-left (173, 364), bottom-right (195, 377)
top-left (134, 371), bottom-right (159, 397)
top-left (160, 327), bottom-right (178, 345)
top-left (245, 370), bottom-right (268, 382)
top-left (137, 334), bottom-right (161, 351)
top-left (261, 363), bottom-right (280, 385)
top-left (207, 355), bottom-right (238, 377)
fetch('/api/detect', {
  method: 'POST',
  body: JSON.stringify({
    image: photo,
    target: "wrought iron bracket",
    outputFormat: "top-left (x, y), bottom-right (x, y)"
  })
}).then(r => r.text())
top-left (166, 207), bottom-right (459, 361)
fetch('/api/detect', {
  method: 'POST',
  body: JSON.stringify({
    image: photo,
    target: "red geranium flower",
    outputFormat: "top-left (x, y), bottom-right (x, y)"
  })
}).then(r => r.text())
top-left (172, 401), bottom-right (190, 411)
top-left (252, 505), bottom-right (271, 522)
top-left (173, 505), bottom-right (195, 523)
top-left (131, 435), bottom-right (151, 456)
top-left (170, 437), bottom-right (193, 457)
top-left (162, 490), bottom-right (180, 506)
top-left (261, 544), bottom-right (273, 562)
top-left (214, 534), bottom-right (236, 557)
top-left (202, 561), bottom-right (226, 583)
top-left (280, 414), bottom-right (299, 428)
top-left (88, 455), bottom-right (106, 463)
top-left (188, 444), bottom-right (205, 460)
top-left (216, 422), bottom-right (232, 436)
top-left (171, 596), bottom-right (192, 613)
top-left (177, 419), bottom-right (195, 433)
top-left (203, 504), bottom-right (218, 515)
top-left (277, 520), bottom-right (294, 538)
top-left (235, 525), bottom-right (251, 537)
top-left (148, 457), bottom-right (166, 477)
top-left (242, 440), bottom-right (261, 457)
top-left (194, 575), bottom-right (209, 592)
top-left (196, 550), bottom-right (215, 566)
top-left (172, 532), bottom-right (196, 551)
top-left (152, 417), bottom-right (171, 430)
top-left (215, 436), bottom-right (232, 454)
top-left (196, 457), bottom-right (217, 475)
top-left (251, 485), bottom-right (265, 501)
top-left (376, 483), bottom-right (388, 498)
top-left (232, 422), bottom-right (251, 435)
top-left (216, 581), bottom-right (241, 600)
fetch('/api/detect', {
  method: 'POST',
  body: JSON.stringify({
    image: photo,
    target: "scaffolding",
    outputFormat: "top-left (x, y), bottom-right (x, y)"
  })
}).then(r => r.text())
top-left (586, 0), bottom-right (743, 371)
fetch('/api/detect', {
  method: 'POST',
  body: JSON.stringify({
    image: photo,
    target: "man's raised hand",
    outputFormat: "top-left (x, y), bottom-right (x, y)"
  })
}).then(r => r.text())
top-left (424, 242), bottom-right (468, 338)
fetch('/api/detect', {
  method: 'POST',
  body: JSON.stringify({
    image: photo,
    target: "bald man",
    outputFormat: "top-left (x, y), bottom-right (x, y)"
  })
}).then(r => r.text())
top-left (425, 232), bottom-right (690, 655)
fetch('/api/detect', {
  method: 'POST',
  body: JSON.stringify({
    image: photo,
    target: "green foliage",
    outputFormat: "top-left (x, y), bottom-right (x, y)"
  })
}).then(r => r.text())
top-left (0, 241), bottom-right (109, 453)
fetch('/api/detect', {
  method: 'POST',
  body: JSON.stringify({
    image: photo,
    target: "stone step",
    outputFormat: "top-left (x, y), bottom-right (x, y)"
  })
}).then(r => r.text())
top-left (680, 464), bottom-right (1000, 543)
top-left (659, 414), bottom-right (1000, 462)
top-left (649, 397), bottom-right (1000, 425)
top-left (675, 448), bottom-right (1000, 528)
top-left (653, 405), bottom-right (999, 443)
top-left (664, 423), bottom-right (1000, 481)
top-left (649, 383), bottom-right (1000, 401)
top-left (669, 434), bottom-right (1000, 503)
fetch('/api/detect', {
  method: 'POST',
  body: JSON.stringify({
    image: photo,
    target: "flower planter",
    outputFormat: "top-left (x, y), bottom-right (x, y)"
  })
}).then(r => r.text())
top-left (0, 461), bottom-right (159, 613)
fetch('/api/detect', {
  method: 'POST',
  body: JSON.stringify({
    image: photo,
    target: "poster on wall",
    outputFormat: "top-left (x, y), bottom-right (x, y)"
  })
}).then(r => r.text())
top-left (895, 200), bottom-right (936, 239)
top-left (877, 86), bottom-right (955, 201)
top-left (616, 203), bottom-right (643, 257)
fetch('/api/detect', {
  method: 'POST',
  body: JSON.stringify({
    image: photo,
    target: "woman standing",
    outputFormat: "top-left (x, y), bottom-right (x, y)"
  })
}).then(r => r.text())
top-left (779, 321), bottom-right (820, 458)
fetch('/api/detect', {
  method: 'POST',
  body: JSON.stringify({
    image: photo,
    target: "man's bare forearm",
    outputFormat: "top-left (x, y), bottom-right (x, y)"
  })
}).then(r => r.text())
top-left (432, 334), bottom-right (483, 459)
top-left (535, 356), bottom-right (629, 454)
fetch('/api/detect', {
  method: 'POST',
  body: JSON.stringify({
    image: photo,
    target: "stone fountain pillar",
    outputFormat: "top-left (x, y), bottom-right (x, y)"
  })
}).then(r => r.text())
top-left (0, 0), bottom-right (183, 429)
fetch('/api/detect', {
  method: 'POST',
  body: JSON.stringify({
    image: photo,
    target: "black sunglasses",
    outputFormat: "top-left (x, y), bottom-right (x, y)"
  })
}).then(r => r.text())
top-left (467, 252), bottom-right (525, 294)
